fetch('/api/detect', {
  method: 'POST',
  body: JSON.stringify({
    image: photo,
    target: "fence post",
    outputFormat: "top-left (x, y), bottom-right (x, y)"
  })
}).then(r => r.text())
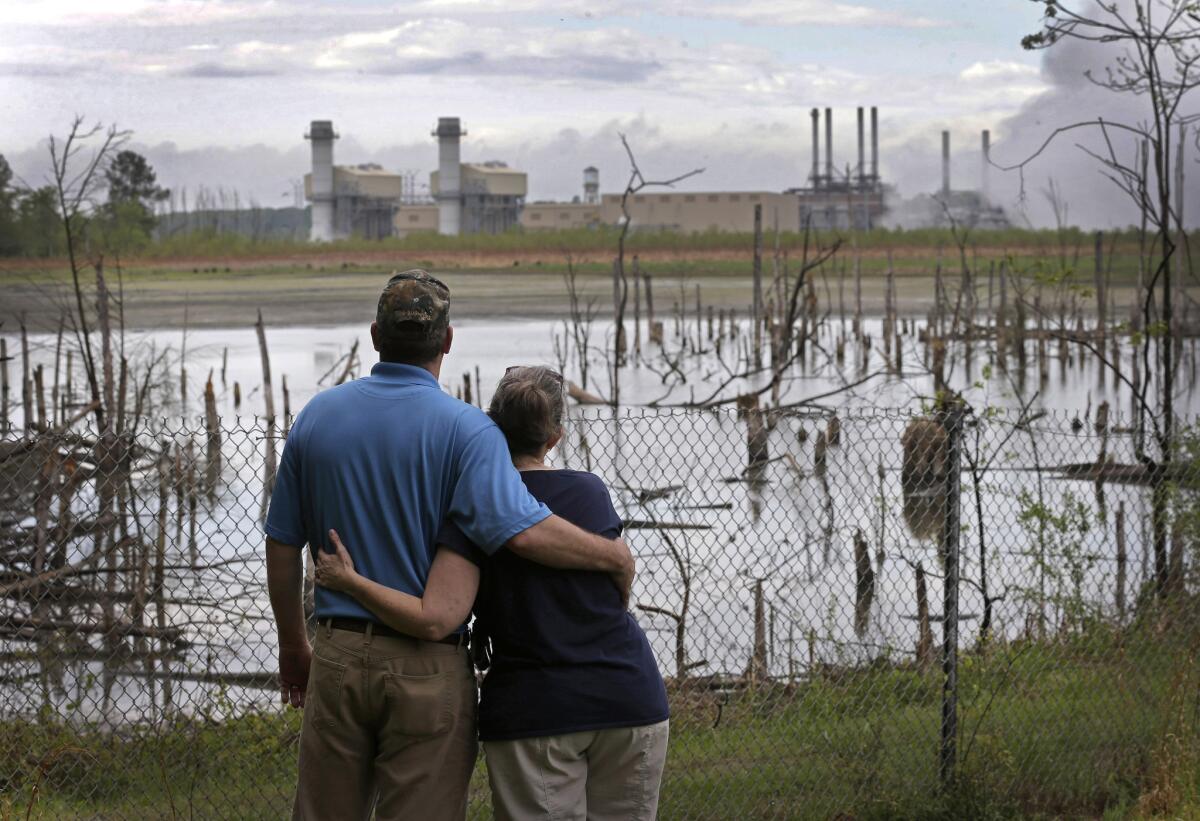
top-left (939, 407), bottom-right (964, 790)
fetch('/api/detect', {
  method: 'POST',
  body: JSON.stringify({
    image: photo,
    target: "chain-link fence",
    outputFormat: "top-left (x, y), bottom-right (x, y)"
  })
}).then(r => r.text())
top-left (2, 406), bottom-right (1198, 819)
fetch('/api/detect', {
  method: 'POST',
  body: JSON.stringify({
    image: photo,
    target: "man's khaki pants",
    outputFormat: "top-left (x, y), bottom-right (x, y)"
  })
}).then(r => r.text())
top-left (293, 625), bottom-right (477, 821)
top-left (483, 721), bottom-right (669, 821)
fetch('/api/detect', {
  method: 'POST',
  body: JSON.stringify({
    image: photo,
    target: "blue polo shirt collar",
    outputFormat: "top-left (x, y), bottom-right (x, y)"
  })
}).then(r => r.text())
top-left (370, 361), bottom-right (440, 388)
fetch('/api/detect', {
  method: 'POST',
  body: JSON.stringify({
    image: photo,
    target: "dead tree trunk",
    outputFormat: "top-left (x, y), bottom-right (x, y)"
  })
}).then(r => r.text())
top-left (752, 204), bottom-right (764, 368)
top-left (256, 310), bottom-right (277, 520)
top-left (853, 528), bottom-right (874, 637)
top-left (1115, 501), bottom-right (1127, 622)
top-left (915, 562), bottom-right (935, 671)
top-left (745, 579), bottom-right (768, 683)
top-left (203, 373), bottom-right (221, 502)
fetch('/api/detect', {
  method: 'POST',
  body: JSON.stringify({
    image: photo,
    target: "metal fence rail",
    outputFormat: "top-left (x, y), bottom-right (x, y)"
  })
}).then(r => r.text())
top-left (1, 406), bottom-right (1197, 819)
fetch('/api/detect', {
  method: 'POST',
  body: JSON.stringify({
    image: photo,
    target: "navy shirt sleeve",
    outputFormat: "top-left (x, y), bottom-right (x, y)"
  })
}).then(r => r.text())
top-left (435, 519), bottom-right (486, 566)
top-left (264, 422), bottom-right (307, 548)
top-left (448, 424), bottom-right (550, 554)
top-left (577, 474), bottom-right (623, 539)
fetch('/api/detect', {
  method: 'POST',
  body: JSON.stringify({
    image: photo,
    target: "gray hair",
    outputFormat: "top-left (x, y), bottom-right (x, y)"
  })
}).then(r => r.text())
top-left (487, 366), bottom-right (566, 457)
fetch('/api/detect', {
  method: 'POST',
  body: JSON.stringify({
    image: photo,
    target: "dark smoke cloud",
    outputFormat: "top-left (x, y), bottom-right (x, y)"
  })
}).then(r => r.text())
top-left (987, 5), bottom-right (1199, 229)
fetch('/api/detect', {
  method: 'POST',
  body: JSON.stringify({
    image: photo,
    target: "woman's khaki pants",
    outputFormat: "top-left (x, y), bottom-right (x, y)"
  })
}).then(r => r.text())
top-left (483, 721), bottom-right (669, 821)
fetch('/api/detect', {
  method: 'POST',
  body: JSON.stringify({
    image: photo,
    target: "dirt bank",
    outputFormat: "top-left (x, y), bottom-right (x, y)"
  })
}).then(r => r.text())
top-left (1, 264), bottom-right (1137, 333)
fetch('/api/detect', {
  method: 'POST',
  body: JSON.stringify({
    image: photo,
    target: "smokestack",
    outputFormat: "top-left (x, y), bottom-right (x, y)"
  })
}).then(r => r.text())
top-left (981, 129), bottom-right (991, 203)
top-left (824, 107), bottom-right (833, 184)
top-left (941, 130), bottom-right (951, 197)
top-left (810, 108), bottom-right (820, 188)
top-left (870, 106), bottom-right (879, 183)
top-left (856, 107), bottom-right (865, 184)
top-left (583, 166), bottom-right (599, 205)
top-left (433, 116), bottom-right (465, 236)
top-left (306, 120), bottom-right (337, 242)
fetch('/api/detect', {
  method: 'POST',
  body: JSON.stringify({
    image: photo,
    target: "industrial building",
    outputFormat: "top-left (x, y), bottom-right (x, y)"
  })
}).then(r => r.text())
top-left (786, 106), bottom-right (887, 230)
top-left (304, 122), bottom-right (407, 241)
top-left (520, 191), bottom-right (804, 233)
top-left (305, 116), bottom-right (526, 241)
top-left (304, 109), bottom-right (1007, 242)
top-left (519, 106), bottom-right (887, 234)
top-left (883, 129), bottom-right (1010, 230)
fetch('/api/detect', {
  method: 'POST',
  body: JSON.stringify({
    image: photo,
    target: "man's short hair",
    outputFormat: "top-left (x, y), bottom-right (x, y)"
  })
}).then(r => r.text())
top-left (376, 269), bottom-right (450, 364)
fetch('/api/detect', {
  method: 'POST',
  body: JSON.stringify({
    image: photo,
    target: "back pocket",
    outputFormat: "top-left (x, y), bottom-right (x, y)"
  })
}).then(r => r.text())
top-left (383, 671), bottom-right (452, 737)
top-left (308, 655), bottom-right (347, 730)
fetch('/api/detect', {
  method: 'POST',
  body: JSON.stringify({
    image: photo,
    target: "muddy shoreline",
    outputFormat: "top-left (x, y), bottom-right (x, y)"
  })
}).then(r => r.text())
top-left (1, 268), bottom-right (1135, 333)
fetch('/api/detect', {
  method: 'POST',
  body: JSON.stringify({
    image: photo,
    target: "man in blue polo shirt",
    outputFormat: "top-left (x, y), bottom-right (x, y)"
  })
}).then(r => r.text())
top-left (265, 270), bottom-right (634, 821)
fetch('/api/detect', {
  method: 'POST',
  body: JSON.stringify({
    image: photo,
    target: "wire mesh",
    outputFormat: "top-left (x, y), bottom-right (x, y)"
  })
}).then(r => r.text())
top-left (1, 406), bottom-right (1197, 819)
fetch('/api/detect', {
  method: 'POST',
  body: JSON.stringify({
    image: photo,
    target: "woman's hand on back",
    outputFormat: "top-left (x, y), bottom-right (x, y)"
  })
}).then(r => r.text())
top-left (314, 529), bottom-right (360, 593)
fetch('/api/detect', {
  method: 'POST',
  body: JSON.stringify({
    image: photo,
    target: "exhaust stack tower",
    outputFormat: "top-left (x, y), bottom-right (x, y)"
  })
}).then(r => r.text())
top-left (824, 107), bottom-right (834, 184)
top-left (810, 108), bottom-right (821, 188)
top-left (870, 106), bottom-right (879, 183)
top-left (941, 130), bottom-right (951, 197)
top-left (306, 120), bottom-right (337, 242)
top-left (856, 107), bottom-right (866, 184)
top-left (583, 166), bottom-right (599, 204)
top-left (434, 117), bottom-right (465, 236)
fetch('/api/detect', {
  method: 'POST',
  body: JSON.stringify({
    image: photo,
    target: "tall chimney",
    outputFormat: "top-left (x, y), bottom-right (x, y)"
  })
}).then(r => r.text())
top-left (981, 129), bottom-right (991, 203)
top-left (810, 108), bottom-right (820, 188)
top-left (824, 107), bottom-right (833, 183)
top-left (856, 107), bottom-right (866, 185)
top-left (870, 107), bottom-right (879, 184)
top-left (433, 116), bottom-right (465, 236)
top-left (305, 120), bottom-right (337, 242)
top-left (941, 130), bottom-right (951, 197)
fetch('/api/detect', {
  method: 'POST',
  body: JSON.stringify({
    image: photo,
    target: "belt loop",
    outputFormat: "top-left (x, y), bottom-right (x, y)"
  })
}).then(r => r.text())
top-left (364, 621), bottom-right (374, 643)
top-left (323, 617), bottom-right (332, 638)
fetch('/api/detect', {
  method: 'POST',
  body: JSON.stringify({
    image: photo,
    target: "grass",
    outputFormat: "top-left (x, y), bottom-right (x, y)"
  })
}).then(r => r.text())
top-left (7, 223), bottom-right (1188, 274)
top-left (0, 242), bottom-right (1152, 292)
top-left (2, 613), bottom-right (1198, 820)
top-left (127, 225), bottom-right (1184, 259)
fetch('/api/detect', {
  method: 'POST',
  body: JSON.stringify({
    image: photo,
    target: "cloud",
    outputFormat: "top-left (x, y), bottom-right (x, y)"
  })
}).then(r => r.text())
top-left (0, 0), bottom-right (292, 27)
top-left (363, 51), bottom-right (660, 83)
top-left (0, 61), bottom-right (86, 77)
top-left (960, 60), bottom-right (1040, 82)
top-left (312, 19), bottom-right (670, 85)
top-left (178, 61), bottom-right (280, 77)
top-left (691, 0), bottom-right (948, 29)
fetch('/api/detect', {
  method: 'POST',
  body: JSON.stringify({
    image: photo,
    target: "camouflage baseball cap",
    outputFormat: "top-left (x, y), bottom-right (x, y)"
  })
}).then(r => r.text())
top-left (375, 269), bottom-right (450, 340)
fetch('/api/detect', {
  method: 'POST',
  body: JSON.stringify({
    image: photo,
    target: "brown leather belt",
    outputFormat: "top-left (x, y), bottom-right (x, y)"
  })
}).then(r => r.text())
top-left (319, 617), bottom-right (465, 647)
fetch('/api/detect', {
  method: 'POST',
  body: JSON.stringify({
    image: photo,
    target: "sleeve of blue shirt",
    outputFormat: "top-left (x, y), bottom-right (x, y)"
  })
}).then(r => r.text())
top-left (448, 425), bottom-right (550, 554)
top-left (264, 425), bottom-right (307, 548)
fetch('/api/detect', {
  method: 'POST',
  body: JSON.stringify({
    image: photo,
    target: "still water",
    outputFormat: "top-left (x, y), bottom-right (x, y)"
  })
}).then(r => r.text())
top-left (2, 316), bottom-right (1198, 724)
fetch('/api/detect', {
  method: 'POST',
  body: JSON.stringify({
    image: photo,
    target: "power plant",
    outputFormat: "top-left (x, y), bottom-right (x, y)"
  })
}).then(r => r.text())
top-left (304, 120), bottom-right (407, 241)
top-left (886, 128), bottom-right (1009, 231)
top-left (786, 106), bottom-right (886, 230)
top-left (303, 110), bottom-right (1008, 242)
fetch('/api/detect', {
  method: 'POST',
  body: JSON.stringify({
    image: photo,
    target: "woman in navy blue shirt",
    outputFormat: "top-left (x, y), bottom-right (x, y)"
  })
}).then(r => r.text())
top-left (316, 366), bottom-right (669, 820)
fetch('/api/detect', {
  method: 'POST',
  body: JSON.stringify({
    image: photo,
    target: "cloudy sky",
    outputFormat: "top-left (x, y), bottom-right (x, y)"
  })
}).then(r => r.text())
top-left (1, 0), bottom-right (1193, 226)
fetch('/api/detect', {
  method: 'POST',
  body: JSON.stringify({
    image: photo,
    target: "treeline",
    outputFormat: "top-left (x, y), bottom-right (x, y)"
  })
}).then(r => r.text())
top-left (0, 149), bottom-right (167, 258)
top-left (0, 149), bottom-right (310, 258)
